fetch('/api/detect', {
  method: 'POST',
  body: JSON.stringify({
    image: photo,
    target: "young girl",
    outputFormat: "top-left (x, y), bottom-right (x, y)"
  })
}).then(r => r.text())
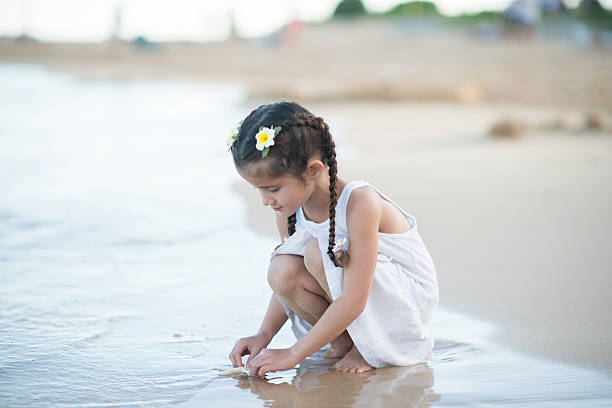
top-left (227, 101), bottom-right (438, 377)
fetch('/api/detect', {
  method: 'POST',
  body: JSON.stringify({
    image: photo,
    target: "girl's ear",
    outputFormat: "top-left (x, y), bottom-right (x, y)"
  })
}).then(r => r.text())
top-left (305, 158), bottom-right (325, 181)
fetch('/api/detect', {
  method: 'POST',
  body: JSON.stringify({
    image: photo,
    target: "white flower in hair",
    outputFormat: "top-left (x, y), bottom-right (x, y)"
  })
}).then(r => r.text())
top-left (226, 120), bottom-right (242, 150)
top-left (332, 237), bottom-right (347, 253)
top-left (227, 127), bottom-right (238, 147)
top-left (255, 125), bottom-right (281, 158)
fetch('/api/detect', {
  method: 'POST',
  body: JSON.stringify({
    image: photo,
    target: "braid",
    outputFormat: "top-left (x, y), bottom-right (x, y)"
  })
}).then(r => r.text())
top-left (282, 116), bottom-right (320, 129)
top-left (321, 120), bottom-right (348, 268)
top-left (277, 116), bottom-right (323, 240)
top-left (287, 213), bottom-right (296, 236)
top-left (327, 140), bottom-right (339, 267)
top-left (282, 116), bottom-right (347, 267)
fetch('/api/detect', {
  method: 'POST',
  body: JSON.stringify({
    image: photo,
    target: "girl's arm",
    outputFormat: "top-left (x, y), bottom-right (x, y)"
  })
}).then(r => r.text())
top-left (249, 188), bottom-right (380, 376)
top-left (229, 214), bottom-right (290, 367)
top-left (229, 294), bottom-right (288, 367)
top-left (291, 188), bottom-right (379, 360)
top-left (257, 293), bottom-right (289, 342)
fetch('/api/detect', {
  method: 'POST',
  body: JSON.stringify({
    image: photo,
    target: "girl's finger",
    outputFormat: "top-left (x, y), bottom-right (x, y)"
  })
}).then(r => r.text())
top-left (248, 347), bottom-right (267, 373)
top-left (229, 348), bottom-right (238, 366)
top-left (249, 348), bottom-right (266, 367)
top-left (245, 346), bottom-right (261, 367)
top-left (240, 345), bottom-right (252, 358)
top-left (249, 357), bottom-right (261, 375)
top-left (246, 352), bottom-right (255, 370)
top-left (229, 343), bottom-right (246, 367)
top-left (228, 349), bottom-right (237, 366)
top-left (229, 347), bottom-right (239, 366)
top-left (257, 364), bottom-right (270, 378)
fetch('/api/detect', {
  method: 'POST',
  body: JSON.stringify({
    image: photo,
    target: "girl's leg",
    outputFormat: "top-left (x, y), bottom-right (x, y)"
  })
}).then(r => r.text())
top-left (302, 239), bottom-right (353, 358)
top-left (267, 254), bottom-right (330, 327)
top-left (267, 243), bottom-right (351, 358)
top-left (303, 238), bottom-right (373, 374)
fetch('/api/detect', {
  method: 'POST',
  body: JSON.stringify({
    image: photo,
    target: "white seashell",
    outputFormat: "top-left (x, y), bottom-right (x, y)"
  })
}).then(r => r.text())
top-left (217, 366), bottom-right (251, 376)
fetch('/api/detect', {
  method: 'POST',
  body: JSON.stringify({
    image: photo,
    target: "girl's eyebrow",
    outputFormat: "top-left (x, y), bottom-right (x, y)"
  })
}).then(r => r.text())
top-left (253, 184), bottom-right (278, 189)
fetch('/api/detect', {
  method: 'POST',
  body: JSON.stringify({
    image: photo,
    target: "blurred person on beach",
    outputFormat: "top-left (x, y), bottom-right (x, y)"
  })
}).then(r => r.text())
top-left (503, 0), bottom-right (542, 37)
top-left (227, 101), bottom-right (438, 377)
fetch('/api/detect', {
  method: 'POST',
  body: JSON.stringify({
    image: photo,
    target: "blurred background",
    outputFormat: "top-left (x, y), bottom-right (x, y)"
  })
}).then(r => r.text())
top-left (1, 1), bottom-right (611, 407)
top-left (2, 0), bottom-right (612, 107)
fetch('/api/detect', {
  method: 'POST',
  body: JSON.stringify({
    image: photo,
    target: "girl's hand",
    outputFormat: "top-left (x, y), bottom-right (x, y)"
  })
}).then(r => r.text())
top-left (247, 347), bottom-right (299, 378)
top-left (229, 332), bottom-right (271, 367)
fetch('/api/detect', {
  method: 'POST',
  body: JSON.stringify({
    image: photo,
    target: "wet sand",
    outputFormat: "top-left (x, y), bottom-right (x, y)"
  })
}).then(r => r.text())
top-left (186, 355), bottom-right (440, 407)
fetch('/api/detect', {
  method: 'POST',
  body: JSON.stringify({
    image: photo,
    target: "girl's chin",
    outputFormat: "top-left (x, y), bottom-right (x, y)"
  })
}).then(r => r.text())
top-left (273, 207), bottom-right (294, 215)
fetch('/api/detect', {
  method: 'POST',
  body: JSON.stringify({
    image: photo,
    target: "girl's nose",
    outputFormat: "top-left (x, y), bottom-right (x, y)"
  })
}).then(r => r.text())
top-left (260, 192), bottom-right (275, 207)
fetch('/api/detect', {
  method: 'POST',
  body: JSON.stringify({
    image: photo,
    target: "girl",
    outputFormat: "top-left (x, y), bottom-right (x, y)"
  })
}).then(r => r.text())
top-left (227, 101), bottom-right (438, 377)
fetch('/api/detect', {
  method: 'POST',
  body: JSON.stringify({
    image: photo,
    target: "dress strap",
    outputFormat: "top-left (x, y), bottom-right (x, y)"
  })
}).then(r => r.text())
top-left (336, 180), bottom-right (369, 214)
top-left (295, 206), bottom-right (304, 227)
top-left (337, 180), bottom-right (418, 230)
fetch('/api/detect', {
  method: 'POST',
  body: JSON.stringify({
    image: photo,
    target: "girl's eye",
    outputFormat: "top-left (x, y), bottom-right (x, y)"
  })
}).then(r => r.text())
top-left (268, 187), bottom-right (279, 193)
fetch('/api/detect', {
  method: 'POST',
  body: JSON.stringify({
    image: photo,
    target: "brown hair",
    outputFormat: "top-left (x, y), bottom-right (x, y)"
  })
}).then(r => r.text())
top-left (231, 101), bottom-right (347, 267)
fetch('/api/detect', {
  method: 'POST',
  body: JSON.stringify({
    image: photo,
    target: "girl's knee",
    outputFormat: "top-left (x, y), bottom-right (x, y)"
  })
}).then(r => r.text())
top-left (267, 255), bottom-right (304, 296)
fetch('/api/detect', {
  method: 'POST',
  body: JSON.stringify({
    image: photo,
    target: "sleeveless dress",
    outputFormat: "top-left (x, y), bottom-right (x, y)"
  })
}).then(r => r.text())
top-left (270, 180), bottom-right (439, 368)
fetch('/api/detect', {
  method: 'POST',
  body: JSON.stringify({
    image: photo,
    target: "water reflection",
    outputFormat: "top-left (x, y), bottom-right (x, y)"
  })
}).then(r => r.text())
top-left (233, 356), bottom-right (440, 408)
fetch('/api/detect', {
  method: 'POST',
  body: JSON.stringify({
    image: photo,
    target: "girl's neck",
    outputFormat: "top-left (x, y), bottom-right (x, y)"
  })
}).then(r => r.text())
top-left (302, 177), bottom-right (347, 223)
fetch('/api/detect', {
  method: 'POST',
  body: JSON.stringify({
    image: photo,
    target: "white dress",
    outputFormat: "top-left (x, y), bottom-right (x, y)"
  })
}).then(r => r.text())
top-left (270, 180), bottom-right (439, 368)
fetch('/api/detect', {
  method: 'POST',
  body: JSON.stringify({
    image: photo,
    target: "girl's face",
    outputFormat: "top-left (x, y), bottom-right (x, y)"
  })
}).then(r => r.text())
top-left (237, 164), bottom-right (313, 216)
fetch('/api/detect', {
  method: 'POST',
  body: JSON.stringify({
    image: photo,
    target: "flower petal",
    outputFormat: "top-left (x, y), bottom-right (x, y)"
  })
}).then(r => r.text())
top-left (264, 136), bottom-right (275, 148)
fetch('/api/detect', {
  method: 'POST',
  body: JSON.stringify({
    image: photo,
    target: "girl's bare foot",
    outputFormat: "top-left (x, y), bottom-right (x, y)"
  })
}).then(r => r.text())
top-left (323, 331), bottom-right (353, 359)
top-left (334, 345), bottom-right (374, 374)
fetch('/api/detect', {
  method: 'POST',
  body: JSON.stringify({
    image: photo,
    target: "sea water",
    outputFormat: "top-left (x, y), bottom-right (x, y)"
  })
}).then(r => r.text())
top-left (1, 64), bottom-right (611, 407)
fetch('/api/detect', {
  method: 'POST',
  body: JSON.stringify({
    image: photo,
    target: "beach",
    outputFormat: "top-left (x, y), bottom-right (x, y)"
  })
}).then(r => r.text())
top-left (1, 18), bottom-right (611, 407)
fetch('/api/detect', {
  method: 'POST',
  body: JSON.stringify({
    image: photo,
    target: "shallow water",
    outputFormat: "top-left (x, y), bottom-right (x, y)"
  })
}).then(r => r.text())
top-left (1, 64), bottom-right (611, 407)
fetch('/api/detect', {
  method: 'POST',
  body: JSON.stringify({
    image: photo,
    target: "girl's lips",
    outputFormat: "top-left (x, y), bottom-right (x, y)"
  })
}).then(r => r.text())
top-left (273, 206), bottom-right (283, 211)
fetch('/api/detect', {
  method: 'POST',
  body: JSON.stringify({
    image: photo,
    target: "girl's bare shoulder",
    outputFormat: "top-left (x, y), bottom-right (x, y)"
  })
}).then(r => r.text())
top-left (346, 186), bottom-right (412, 234)
top-left (346, 185), bottom-right (380, 211)
top-left (345, 186), bottom-right (382, 226)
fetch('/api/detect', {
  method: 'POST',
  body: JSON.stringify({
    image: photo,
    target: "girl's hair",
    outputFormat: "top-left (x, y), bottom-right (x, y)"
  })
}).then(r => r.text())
top-left (231, 101), bottom-right (347, 267)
